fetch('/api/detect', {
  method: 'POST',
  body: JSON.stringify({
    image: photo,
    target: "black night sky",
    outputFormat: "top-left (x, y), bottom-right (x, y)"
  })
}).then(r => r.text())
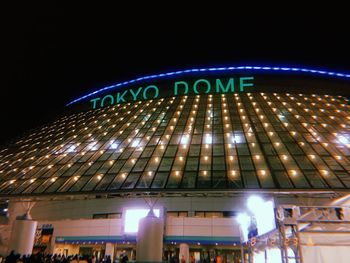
top-left (2, 3), bottom-right (350, 145)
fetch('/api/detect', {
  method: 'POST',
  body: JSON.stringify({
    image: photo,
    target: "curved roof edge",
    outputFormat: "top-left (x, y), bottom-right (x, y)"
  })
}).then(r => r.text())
top-left (66, 65), bottom-right (350, 106)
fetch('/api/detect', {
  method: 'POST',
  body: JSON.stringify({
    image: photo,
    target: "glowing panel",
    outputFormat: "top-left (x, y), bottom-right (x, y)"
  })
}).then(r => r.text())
top-left (124, 209), bottom-right (160, 233)
top-left (180, 135), bottom-right (190, 144)
top-left (205, 134), bottom-right (212, 144)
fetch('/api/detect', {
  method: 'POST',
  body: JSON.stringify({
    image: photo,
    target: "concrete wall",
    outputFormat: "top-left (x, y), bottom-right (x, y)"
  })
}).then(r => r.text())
top-left (30, 195), bottom-right (330, 221)
top-left (166, 217), bottom-right (240, 237)
top-left (39, 217), bottom-right (239, 240)
top-left (40, 218), bottom-right (123, 237)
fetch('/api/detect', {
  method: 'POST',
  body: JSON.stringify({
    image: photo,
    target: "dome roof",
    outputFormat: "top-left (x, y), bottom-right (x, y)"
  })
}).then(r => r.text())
top-left (1, 91), bottom-right (350, 197)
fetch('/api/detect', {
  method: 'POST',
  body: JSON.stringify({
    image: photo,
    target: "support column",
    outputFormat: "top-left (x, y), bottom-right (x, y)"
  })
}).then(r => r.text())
top-left (136, 210), bottom-right (164, 262)
top-left (179, 243), bottom-right (189, 263)
top-left (7, 201), bottom-right (37, 255)
top-left (105, 242), bottom-right (114, 261)
top-left (9, 218), bottom-right (37, 255)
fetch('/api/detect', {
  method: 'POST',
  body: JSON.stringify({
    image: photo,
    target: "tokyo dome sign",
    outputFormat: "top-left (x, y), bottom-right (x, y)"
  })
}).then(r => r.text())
top-left (90, 76), bottom-right (254, 109)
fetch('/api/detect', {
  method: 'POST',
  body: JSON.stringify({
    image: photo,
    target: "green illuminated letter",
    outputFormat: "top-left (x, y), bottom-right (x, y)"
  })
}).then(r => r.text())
top-left (90, 98), bottom-right (101, 109)
top-left (116, 90), bottom-right (128, 103)
top-left (129, 87), bottom-right (143, 101)
top-left (193, 79), bottom-right (211, 94)
top-left (101, 94), bottom-right (115, 107)
top-left (174, 81), bottom-right (189, 96)
top-left (143, 85), bottom-right (159, 100)
top-left (216, 78), bottom-right (234, 93)
top-left (239, 77), bottom-right (254, 91)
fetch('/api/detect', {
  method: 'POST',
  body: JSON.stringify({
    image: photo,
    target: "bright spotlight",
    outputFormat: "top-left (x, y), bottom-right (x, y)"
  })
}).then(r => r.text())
top-left (247, 196), bottom-right (276, 237)
top-left (236, 213), bottom-right (250, 227)
top-left (236, 213), bottom-right (251, 242)
top-left (247, 195), bottom-right (264, 212)
top-left (124, 208), bottom-right (160, 233)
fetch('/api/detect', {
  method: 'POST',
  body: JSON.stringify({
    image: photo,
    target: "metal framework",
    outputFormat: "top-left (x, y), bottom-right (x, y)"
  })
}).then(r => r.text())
top-left (246, 204), bottom-right (350, 262)
top-left (276, 205), bottom-right (350, 263)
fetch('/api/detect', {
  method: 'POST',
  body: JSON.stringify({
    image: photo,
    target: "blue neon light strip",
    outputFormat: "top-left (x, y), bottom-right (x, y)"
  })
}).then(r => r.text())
top-left (66, 65), bottom-right (350, 106)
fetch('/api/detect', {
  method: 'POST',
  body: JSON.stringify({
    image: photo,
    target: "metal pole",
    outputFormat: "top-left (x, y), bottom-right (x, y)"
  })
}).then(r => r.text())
top-left (239, 226), bottom-right (245, 263)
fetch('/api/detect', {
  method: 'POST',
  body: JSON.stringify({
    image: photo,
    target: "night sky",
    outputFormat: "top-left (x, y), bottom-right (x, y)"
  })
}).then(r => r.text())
top-left (2, 3), bottom-right (350, 145)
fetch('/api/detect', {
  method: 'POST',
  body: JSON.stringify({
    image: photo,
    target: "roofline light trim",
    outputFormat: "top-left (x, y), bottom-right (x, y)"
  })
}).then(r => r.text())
top-left (66, 65), bottom-right (350, 106)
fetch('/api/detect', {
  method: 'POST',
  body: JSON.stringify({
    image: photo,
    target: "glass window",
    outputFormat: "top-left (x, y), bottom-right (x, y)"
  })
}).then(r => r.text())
top-left (136, 172), bottom-right (154, 188)
top-left (107, 173), bottom-right (128, 190)
top-left (132, 158), bottom-right (148, 172)
top-left (166, 171), bottom-right (182, 188)
top-left (239, 157), bottom-right (255, 170)
top-left (212, 171), bottom-right (226, 188)
top-left (242, 171), bottom-right (259, 188)
top-left (159, 158), bottom-right (174, 172)
top-left (109, 160), bottom-right (126, 174)
top-left (121, 173), bottom-right (141, 189)
top-left (95, 174), bottom-right (116, 191)
top-left (197, 171), bottom-right (211, 188)
top-left (68, 175), bottom-right (92, 192)
top-left (164, 146), bottom-right (178, 157)
top-left (213, 144), bottom-right (225, 156)
top-left (237, 144), bottom-right (250, 155)
top-left (185, 157), bottom-right (199, 171)
top-left (151, 172), bottom-right (169, 188)
top-left (141, 147), bottom-right (154, 158)
top-left (213, 157), bottom-right (226, 171)
top-left (181, 172), bottom-right (196, 188)
top-left (188, 145), bottom-right (200, 156)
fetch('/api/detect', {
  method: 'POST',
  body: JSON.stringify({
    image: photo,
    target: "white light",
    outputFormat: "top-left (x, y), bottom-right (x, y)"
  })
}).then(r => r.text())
top-left (205, 134), bottom-right (212, 144)
top-left (3, 208), bottom-right (8, 212)
top-left (180, 134), bottom-right (190, 144)
top-left (247, 196), bottom-right (276, 237)
top-left (124, 209), bottom-right (160, 233)
top-left (67, 145), bottom-right (76, 153)
top-left (131, 138), bottom-right (140, 148)
top-left (88, 142), bottom-right (98, 151)
top-left (236, 213), bottom-right (250, 227)
top-left (236, 213), bottom-right (250, 242)
top-left (338, 135), bottom-right (349, 144)
top-left (109, 140), bottom-right (119, 149)
top-left (110, 142), bottom-right (118, 149)
top-left (247, 196), bottom-right (264, 212)
top-left (233, 135), bottom-right (243, 144)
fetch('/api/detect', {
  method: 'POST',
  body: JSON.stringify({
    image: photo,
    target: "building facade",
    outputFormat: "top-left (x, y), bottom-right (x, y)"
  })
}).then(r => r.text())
top-left (1, 66), bottom-right (350, 262)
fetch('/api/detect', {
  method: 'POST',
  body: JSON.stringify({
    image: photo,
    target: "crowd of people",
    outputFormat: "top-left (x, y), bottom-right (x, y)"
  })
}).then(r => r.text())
top-left (0, 251), bottom-right (123, 263)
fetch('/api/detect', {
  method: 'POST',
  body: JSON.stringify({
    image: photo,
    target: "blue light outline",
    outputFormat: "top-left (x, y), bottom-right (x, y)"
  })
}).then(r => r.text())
top-left (66, 65), bottom-right (350, 106)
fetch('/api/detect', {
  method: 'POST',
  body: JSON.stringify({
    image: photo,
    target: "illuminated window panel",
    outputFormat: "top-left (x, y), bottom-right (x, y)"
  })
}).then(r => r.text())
top-left (68, 176), bottom-right (93, 192)
top-left (3, 92), bottom-right (350, 194)
top-left (256, 169), bottom-right (273, 187)
top-left (121, 173), bottom-right (142, 189)
top-left (136, 171), bottom-right (155, 188)
top-left (166, 171), bottom-right (182, 188)
top-left (151, 172), bottom-right (169, 188)
top-left (287, 170), bottom-right (311, 188)
top-left (107, 173), bottom-right (129, 190)
top-left (197, 170), bottom-right (211, 188)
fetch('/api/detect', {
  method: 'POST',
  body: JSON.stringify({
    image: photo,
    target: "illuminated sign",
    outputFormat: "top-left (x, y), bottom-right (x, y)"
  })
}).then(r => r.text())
top-left (124, 208), bottom-right (160, 233)
top-left (67, 65), bottom-right (350, 107)
top-left (90, 76), bottom-right (254, 109)
top-left (237, 196), bottom-right (276, 242)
